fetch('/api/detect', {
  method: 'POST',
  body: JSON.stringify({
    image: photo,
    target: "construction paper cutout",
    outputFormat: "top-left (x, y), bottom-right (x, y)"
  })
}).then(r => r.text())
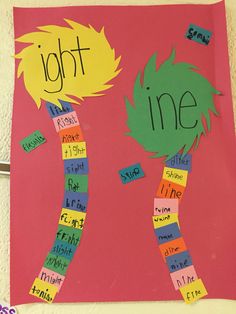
top-left (154, 223), bottom-right (181, 244)
top-left (162, 167), bottom-right (188, 187)
top-left (12, 2), bottom-right (236, 305)
top-left (63, 191), bottom-right (88, 212)
top-left (46, 101), bottom-right (73, 118)
top-left (125, 49), bottom-right (220, 160)
top-left (38, 267), bottom-right (65, 291)
top-left (56, 225), bottom-right (82, 246)
top-left (166, 251), bottom-right (193, 273)
top-left (62, 142), bottom-right (87, 159)
top-left (179, 279), bottom-right (208, 304)
top-left (51, 239), bottom-right (77, 260)
top-left (165, 153), bottom-right (192, 172)
top-left (15, 20), bottom-right (121, 108)
top-left (43, 253), bottom-right (70, 276)
top-left (170, 265), bottom-right (198, 290)
top-left (20, 130), bottom-right (46, 153)
top-left (29, 278), bottom-right (58, 303)
top-left (64, 158), bottom-right (88, 175)
top-left (156, 179), bottom-right (185, 200)
top-left (159, 237), bottom-right (187, 260)
top-left (186, 24), bottom-right (212, 46)
top-left (59, 126), bottom-right (84, 143)
top-left (152, 213), bottom-right (179, 229)
top-left (59, 208), bottom-right (86, 229)
top-left (65, 174), bottom-right (88, 193)
top-left (154, 198), bottom-right (178, 215)
top-left (53, 112), bottom-right (79, 132)
top-left (119, 163), bottom-right (144, 184)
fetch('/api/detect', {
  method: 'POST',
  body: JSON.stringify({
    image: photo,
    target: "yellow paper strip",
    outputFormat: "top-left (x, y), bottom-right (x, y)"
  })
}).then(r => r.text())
top-left (59, 208), bottom-right (86, 229)
top-left (179, 278), bottom-right (208, 304)
top-left (152, 213), bottom-right (179, 229)
top-left (29, 277), bottom-right (58, 303)
top-left (162, 167), bottom-right (188, 187)
top-left (62, 142), bottom-right (87, 160)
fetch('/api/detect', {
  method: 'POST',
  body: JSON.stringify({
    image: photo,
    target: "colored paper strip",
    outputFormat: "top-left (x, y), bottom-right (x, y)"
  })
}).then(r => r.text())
top-left (65, 174), bottom-right (88, 193)
top-left (119, 163), bottom-right (145, 184)
top-left (53, 111), bottom-right (79, 132)
top-left (63, 191), bottom-right (88, 212)
top-left (159, 237), bottom-right (187, 260)
top-left (165, 153), bottom-right (192, 172)
top-left (154, 223), bottom-right (181, 244)
top-left (59, 125), bottom-right (84, 143)
top-left (154, 198), bottom-right (178, 216)
top-left (38, 267), bottom-right (65, 291)
top-left (20, 130), bottom-right (46, 153)
top-left (162, 167), bottom-right (188, 187)
top-left (59, 208), bottom-right (86, 229)
top-left (152, 213), bottom-right (179, 229)
top-left (156, 179), bottom-right (185, 200)
top-left (64, 158), bottom-right (89, 175)
top-left (62, 142), bottom-right (87, 160)
top-left (29, 277), bottom-right (58, 303)
top-left (56, 224), bottom-right (82, 246)
top-left (179, 278), bottom-right (208, 304)
top-left (43, 253), bottom-right (70, 276)
top-left (185, 24), bottom-right (212, 46)
top-left (46, 101), bottom-right (73, 118)
top-left (51, 239), bottom-right (77, 260)
top-left (170, 265), bottom-right (198, 290)
top-left (166, 251), bottom-right (193, 273)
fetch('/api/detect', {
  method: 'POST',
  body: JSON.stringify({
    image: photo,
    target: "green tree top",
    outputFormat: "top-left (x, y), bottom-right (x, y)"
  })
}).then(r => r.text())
top-left (125, 50), bottom-right (220, 160)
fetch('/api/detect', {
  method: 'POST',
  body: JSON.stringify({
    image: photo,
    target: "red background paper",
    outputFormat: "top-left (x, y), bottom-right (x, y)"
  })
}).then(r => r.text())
top-left (11, 1), bottom-right (236, 305)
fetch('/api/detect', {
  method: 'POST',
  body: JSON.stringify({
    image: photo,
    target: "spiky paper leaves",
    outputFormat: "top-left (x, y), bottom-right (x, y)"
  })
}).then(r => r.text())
top-left (15, 19), bottom-right (121, 108)
top-left (125, 50), bottom-right (220, 160)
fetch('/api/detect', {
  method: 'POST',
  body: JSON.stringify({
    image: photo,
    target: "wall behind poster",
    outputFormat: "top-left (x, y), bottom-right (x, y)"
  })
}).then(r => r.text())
top-left (0, 0), bottom-right (235, 313)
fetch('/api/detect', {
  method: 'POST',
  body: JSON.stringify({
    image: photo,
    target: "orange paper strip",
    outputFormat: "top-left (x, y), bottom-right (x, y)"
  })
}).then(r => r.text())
top-left (156, 179), bottom-right (185, 200)
top-left (159, 237), bottom-right (187, 261)
top-left (59, 126), bottom-right (84, 143)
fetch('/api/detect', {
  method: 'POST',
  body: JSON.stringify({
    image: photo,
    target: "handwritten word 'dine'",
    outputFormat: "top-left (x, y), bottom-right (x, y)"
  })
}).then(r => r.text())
top-left (39, 37), bottom-right (90, 93)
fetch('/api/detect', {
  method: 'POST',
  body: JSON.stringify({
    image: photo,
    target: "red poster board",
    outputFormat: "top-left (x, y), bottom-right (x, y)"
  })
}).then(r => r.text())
top-left (11, 1), bottom-right (236, 305)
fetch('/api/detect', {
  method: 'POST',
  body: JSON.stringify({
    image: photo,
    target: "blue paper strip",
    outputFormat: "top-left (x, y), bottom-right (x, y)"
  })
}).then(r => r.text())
top-left (165, 153), bottom-right (192, 172)
top-left (166, 251), bottom-right (193, 273)
top-left (51, 239), bottom-right (77, 260)
top-left (154, 223), bottom-right (181, 244)
top-left (64, 158), bottom-right (89, 175)
top-left (46, 101), bottom-right (73, 118)
top-left (63, 191), bottom-right (88, 212)
top-left (185, 24), bottom-right (212, 46)
top-left (119, 163), bottom-right (145, 184)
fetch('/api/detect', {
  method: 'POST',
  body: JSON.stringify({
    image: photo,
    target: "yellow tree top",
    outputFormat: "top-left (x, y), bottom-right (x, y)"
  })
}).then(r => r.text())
top-left (15, 19), bottom-right (121, 108)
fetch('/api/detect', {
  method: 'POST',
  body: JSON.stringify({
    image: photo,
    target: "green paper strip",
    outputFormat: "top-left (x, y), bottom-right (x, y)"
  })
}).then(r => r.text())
top-left (20, 130), bottom-right (46, 153)
top-left (65, 174), bottom-right (88, 193)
